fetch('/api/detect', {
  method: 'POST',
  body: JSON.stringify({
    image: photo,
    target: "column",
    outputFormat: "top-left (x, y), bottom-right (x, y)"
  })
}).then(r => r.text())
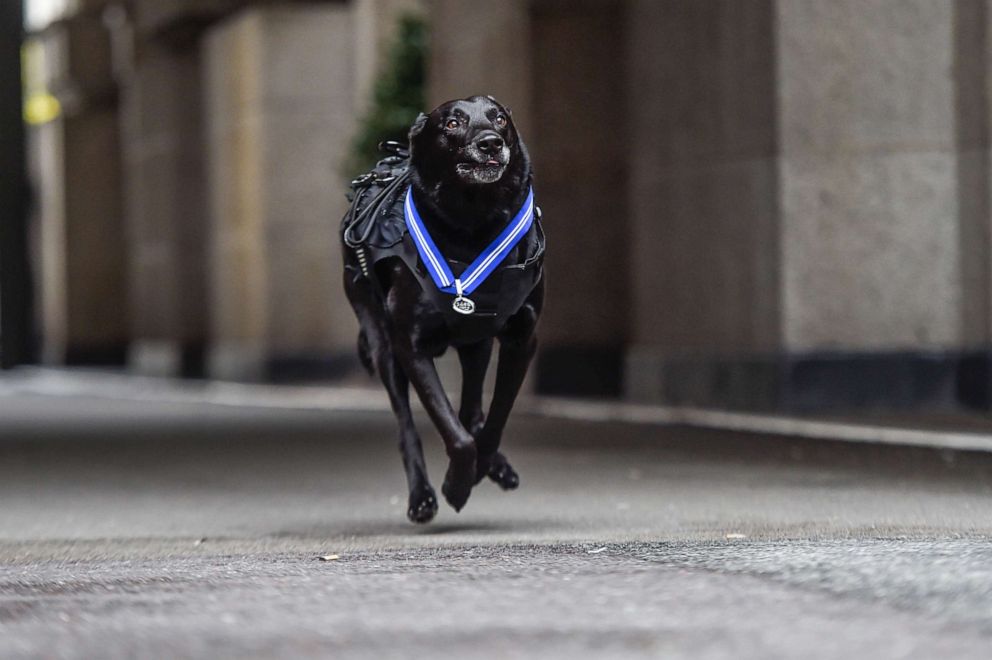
top-left (624, 0), bottom-right (781, 407)
top-left (204, 4), bottom-right (357, 380)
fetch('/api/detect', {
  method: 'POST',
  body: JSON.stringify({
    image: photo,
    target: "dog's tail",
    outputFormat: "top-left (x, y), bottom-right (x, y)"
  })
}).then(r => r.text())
top-left (357, 329), bottom-right (375, 376)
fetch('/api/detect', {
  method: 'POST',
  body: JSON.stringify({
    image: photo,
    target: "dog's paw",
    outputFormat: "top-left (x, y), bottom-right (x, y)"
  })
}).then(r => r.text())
top-left (487, 453), bottom-right (520, 491)
top-left (441, 477), bottom-right (472, 512)
top-left (407, 487), bottom-right (438, 524)
top-left (442, 443), bottom-right (477, 512)
top-left (474, 452), bottom-right (519, 490)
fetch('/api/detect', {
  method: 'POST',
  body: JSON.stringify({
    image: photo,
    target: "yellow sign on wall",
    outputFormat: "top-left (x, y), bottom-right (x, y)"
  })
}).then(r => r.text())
top-left (22, 40), bottom-right (61, 126)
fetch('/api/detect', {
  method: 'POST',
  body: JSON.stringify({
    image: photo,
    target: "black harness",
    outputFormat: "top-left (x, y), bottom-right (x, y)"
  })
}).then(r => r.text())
top-left (342, 145), bottom-right (545, 343)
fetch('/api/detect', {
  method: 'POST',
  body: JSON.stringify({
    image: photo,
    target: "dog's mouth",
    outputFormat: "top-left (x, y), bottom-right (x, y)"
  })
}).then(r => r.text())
top-left (454, 158), bottom-right (507, 184)
top-left (457, 158), bottom-right (503, 171)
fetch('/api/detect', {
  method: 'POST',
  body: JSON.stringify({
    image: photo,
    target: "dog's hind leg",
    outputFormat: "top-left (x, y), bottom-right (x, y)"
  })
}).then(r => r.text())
top-left (379, 349), bottom-right (438, 523)
top-left (356, 329), bottom-right (374, 375)
top-left (345, 279), bottom-right (437, 523)
top-left (370, 329), bottom-right (437, 522)
top-left (391, 333), bottom-right (477, 512)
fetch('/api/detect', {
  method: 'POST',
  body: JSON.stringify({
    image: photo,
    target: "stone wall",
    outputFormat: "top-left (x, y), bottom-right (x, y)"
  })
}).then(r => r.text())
top-left (428, 0), bottom-right (630, 395)
top-left (623, 0), bottom-right (992, 409)
top-left (116, 0), bottom-right (416, 379)
top-left (428, 0), bottom-right (992, 410)
top-left (204, 4), bottom-right (357, 380)
top-left (132, 0), bottom-right (244, 37)
top-left (777, 0), bottom-right (964, 352)
top-left (31, 13), bottom-right (128, 365)
top-left (28, 0), bottom-right (992, 410)
top-left (529, 0), bottom-right (631, 396)
top-left (623, 0), bottom-right (781, 403)
top-left (428, 0), bottom-right (533, 134)
top-left (121, 39), bottom-right (210, 375)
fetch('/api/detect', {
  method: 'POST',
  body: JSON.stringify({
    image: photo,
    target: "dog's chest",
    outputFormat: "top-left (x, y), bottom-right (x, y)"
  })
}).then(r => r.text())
top-left (399, 235), bottom-right (541, 343)
top-left (343, 172), bottom-right (544, 344)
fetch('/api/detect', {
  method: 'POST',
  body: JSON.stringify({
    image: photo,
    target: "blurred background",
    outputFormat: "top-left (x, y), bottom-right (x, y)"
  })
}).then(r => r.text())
top-left (4, 7), bottom-right (992, 655)
top-left (3, 0), bottom-right (990, 417)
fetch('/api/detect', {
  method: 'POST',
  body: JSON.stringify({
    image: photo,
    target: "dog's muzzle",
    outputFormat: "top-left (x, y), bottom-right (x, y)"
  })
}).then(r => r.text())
top-left (456, 133), bottom-right (510, 184)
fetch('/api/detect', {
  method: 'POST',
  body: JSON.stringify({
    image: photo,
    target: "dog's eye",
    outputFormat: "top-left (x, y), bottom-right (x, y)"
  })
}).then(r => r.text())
top-left (445, 119), bottom-right (460, 130)
top-left (494, 114), bottom-right (507, 128)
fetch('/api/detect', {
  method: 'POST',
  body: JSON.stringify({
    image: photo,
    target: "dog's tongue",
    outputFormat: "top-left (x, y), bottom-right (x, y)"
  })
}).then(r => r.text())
top-left (486, 159), bottom-right (499, 166)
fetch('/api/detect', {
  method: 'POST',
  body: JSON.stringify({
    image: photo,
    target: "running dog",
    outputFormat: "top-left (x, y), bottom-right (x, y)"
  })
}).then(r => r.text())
top-left (341, 95), bottom-right (545, 523)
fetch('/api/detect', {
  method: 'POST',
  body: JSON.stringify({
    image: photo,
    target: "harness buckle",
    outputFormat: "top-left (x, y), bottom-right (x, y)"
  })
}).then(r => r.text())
top-left (378, 140), bottom-right (410, 157)
top-left (350, 172), bottom-right (376, 187)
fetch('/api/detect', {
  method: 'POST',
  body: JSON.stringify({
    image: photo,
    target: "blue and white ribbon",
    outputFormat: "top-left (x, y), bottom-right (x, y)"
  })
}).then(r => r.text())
top-left (403, 186), bottom-right (535, 297)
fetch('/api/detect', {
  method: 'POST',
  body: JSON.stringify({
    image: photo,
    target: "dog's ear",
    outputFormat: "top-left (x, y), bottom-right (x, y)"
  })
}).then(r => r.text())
top-left (408, 112), bottom-right (428, 144)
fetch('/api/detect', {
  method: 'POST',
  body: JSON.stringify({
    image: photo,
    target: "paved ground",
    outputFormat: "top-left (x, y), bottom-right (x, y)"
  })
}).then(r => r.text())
top-left (1, 390), bottom-right (991, 658)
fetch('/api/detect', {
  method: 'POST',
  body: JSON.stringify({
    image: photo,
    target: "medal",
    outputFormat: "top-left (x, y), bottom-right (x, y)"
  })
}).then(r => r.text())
top-left (452, 280), bottom-right (475, 314)
top-left (452, 296), bottom-right (476, 314)
top-left (404, 186), bottom-right (534, 316)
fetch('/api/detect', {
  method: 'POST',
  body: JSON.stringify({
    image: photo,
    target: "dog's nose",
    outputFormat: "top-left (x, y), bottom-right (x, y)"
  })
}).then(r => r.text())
top-left (476, 134), bottom-right (504, 154)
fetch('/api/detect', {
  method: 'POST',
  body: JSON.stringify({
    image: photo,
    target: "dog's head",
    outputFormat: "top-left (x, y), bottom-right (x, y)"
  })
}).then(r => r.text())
top-left (408, 95), bottom-right (528, 188)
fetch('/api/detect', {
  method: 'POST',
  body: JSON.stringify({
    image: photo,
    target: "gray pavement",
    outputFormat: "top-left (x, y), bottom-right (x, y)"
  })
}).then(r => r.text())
top-left (1, 391), bottom-right (992, 658)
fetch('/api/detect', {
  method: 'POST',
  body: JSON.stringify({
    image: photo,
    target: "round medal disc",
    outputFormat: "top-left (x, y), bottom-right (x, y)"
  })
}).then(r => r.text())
top-left (452, 295), bottom-right (475, 315)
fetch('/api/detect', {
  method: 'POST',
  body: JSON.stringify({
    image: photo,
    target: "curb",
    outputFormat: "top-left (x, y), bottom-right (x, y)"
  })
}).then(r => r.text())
top-left (526, 398), bottom-right (992, 454)
top-left (2, 367), bottom-right (990, 454)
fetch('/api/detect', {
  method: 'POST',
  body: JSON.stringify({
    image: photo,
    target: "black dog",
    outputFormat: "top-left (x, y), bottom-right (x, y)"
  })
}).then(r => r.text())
top-left (341, 95), bottom-right (545, 523)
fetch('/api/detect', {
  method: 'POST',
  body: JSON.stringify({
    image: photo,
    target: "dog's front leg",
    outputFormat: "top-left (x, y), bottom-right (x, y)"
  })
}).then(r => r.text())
top-left (392, 338), bottom-right (478, 512)
top-left (457, 339), bottom-right (493, 436)
top-left (475, 299), bottom-right (540, 485)
top-left (460, 339), bottom-right (518, 490)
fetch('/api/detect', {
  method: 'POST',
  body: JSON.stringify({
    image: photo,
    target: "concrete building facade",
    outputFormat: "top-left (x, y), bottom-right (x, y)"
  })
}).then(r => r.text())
top-left (24, 0), bottom-right (992, 412)
top-left (429, 0), bottom-right (992, 411)
top-left (28, 0), bottom-right (420, 380)
top-left (26, 8), bottom-right (128, 366)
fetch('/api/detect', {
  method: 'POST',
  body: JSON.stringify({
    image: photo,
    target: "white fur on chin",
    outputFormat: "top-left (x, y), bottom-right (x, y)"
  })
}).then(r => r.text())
top-left (455, 163), bottom-right (507, 184)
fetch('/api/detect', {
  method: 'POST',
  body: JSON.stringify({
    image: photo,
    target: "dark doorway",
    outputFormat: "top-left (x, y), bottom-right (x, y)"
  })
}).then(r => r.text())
top-left (0, 1), bottom-right (36, 368)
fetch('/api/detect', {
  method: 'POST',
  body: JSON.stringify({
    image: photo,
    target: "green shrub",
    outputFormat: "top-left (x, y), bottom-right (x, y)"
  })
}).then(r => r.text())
top-left (347, 13), bottom-right (427, 177)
